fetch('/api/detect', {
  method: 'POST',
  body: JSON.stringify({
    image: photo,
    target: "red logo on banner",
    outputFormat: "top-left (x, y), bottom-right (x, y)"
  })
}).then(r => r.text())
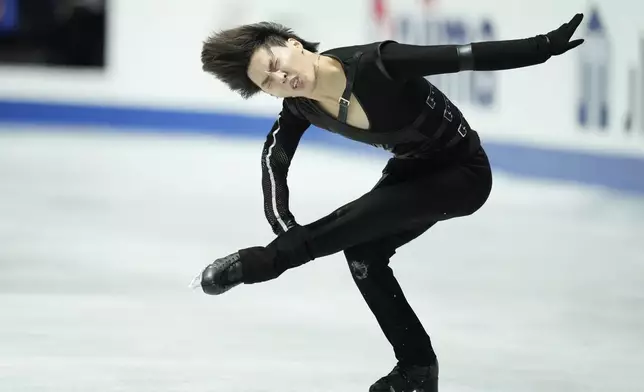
top-left (371, 0), bottom-right (438, 38)
top-left (372, 0), bottom-right (385, 23)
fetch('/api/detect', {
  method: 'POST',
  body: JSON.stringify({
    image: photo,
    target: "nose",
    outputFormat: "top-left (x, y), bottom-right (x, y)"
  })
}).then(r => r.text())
top-left (269, 70), bottom-right (287, 84)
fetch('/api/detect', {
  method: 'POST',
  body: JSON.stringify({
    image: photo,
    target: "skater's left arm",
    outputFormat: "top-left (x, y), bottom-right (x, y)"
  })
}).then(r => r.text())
top-left (376, 13), bottom-right (585, 80)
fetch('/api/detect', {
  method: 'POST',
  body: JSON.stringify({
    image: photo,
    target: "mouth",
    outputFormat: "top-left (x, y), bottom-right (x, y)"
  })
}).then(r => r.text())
top-left (290, 76), bottom-right (301, 90)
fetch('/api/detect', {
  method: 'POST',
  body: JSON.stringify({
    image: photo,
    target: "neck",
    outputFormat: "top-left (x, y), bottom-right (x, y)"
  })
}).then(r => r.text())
top-left (306, 54), bottom-right (346, 104)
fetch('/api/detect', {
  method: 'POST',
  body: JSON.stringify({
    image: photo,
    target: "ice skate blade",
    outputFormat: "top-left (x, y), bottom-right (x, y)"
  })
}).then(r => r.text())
top-left (188, 270), bottom-right (203, 290)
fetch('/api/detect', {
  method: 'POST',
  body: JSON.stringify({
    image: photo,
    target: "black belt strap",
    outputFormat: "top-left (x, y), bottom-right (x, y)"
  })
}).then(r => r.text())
top-left (337, 51), bottom-right (363, 123)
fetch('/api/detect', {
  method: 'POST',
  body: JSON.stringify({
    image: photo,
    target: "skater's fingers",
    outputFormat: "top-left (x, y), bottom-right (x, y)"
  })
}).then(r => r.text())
top-left (566, 13), bottom-right (584, 35)
top-left (568, 13), bottom-right (584, 28)
top-left (567, 39), bottom-right (584, 51)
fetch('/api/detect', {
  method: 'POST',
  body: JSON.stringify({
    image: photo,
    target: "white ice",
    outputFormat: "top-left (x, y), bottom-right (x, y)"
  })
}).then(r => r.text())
top-left (0, 128), bottom-right (643, 392)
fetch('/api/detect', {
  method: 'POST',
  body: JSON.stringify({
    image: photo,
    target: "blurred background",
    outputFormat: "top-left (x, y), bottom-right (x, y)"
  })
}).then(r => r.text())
top-left (0, 0), bottom-right (643, 391)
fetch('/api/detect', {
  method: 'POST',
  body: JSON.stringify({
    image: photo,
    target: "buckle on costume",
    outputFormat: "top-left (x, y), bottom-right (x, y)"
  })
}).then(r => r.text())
top-left (338, 97), bottom-right (351, 107)
top-left (457, 123), bottom-right (468, 137)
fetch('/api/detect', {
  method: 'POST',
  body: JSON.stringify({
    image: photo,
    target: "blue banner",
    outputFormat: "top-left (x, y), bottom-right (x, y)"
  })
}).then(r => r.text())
top-left (0, 0), bottom-right (18, 32)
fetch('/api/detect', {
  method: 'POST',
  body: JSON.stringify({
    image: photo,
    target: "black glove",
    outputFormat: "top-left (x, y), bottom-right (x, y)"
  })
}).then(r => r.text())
top-left (545, 13), bottom-right (585, 55)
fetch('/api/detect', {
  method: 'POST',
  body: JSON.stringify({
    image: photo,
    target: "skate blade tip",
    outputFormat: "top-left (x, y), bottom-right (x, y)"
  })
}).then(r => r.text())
top-left (188, 272), bottom-right (202, 291)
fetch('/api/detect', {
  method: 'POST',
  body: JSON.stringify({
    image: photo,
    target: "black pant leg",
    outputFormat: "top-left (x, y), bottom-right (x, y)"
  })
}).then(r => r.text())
top-left (304, 147), bottom-right (492, 261)
top-left (345, 223), bottom-right (438, 366)
top-left (253, 148), bottom-right (492, 284)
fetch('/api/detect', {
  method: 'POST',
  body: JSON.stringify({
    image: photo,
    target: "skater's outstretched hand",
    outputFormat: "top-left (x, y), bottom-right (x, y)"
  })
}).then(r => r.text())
top-left (545, 13), bottom-right (585, 55)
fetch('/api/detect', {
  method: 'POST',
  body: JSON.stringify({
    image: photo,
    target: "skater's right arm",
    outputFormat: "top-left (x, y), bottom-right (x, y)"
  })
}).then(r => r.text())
top-left (261, 100), bottom-right (311, 236)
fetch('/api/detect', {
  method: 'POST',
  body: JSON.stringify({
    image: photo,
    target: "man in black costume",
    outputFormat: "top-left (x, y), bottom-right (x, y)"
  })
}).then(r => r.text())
top-left (193, 13), bottom-right (585, 392)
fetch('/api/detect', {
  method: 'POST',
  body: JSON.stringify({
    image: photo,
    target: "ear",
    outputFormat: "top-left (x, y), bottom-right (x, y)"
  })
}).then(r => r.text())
top-left (288, 38), bottom-right (302, 49)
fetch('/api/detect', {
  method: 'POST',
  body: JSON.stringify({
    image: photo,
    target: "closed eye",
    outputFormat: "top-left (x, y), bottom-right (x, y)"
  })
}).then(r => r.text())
top-left (262, 60), bottom-right (275, 88)
top-left (261, 50), bottom-right (277, 89)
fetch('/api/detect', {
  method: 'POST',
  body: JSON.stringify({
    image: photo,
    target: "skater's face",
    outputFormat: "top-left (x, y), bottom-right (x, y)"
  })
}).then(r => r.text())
top-left (247, 38), bottom-right (317, 98)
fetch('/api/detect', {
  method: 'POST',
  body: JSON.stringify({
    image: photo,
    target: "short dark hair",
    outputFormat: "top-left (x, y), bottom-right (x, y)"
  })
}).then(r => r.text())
top-left (201, 22), bottom-right (320, 99)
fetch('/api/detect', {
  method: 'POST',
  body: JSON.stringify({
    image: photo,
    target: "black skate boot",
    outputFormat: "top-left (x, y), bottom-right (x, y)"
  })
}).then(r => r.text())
top-left (369, 360), bottom-right (439, 392)
top-left (190, 243), bottom-right (300, 295)
top-left (189, 250), bottom-right (246, 295)
top-left (191, 226), bottom-right (316, 295)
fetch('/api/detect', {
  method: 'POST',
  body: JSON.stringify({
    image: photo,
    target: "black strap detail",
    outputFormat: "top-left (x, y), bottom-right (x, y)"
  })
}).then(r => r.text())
top-left (338, 51), bottom-right (363, 123)
top-left (443, 112), bottom-right (469, 149)
top-left (456, 44), bottom-right (475, 71)
top-left (323, 79), bottom-right (467, 148)
top-left (328, 119), bottom-right (428, 146)
top-left (375, 40), bottom-right (396, 80)
top-left (395, 81), bottom-right (451, 142)
top-left (392, 82), bottom-right (469, 158)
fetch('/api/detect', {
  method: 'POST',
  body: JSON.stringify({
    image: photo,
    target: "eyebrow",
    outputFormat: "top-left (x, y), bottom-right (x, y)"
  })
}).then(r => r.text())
top-left (261, 49), bottom-right (276, 88)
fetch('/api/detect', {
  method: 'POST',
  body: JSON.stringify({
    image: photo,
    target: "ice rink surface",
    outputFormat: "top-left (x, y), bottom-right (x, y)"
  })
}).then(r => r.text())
top-left (1, 127), bottom-right (643, 392)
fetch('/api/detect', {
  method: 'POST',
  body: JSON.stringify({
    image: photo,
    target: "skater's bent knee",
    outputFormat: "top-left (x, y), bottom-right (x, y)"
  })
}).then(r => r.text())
top-left (344, 245), bottom-right (392, 281)
top-left (344, 242), bottom-right (394, 267)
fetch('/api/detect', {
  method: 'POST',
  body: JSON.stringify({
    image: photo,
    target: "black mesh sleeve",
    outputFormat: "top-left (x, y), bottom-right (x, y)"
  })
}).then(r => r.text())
top-left (261, 100), bottom-right (310, 235)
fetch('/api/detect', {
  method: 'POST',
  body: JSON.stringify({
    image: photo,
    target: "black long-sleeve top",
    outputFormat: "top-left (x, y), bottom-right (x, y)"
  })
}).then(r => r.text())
top-left (261, 35), bottom-right (553, 235)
